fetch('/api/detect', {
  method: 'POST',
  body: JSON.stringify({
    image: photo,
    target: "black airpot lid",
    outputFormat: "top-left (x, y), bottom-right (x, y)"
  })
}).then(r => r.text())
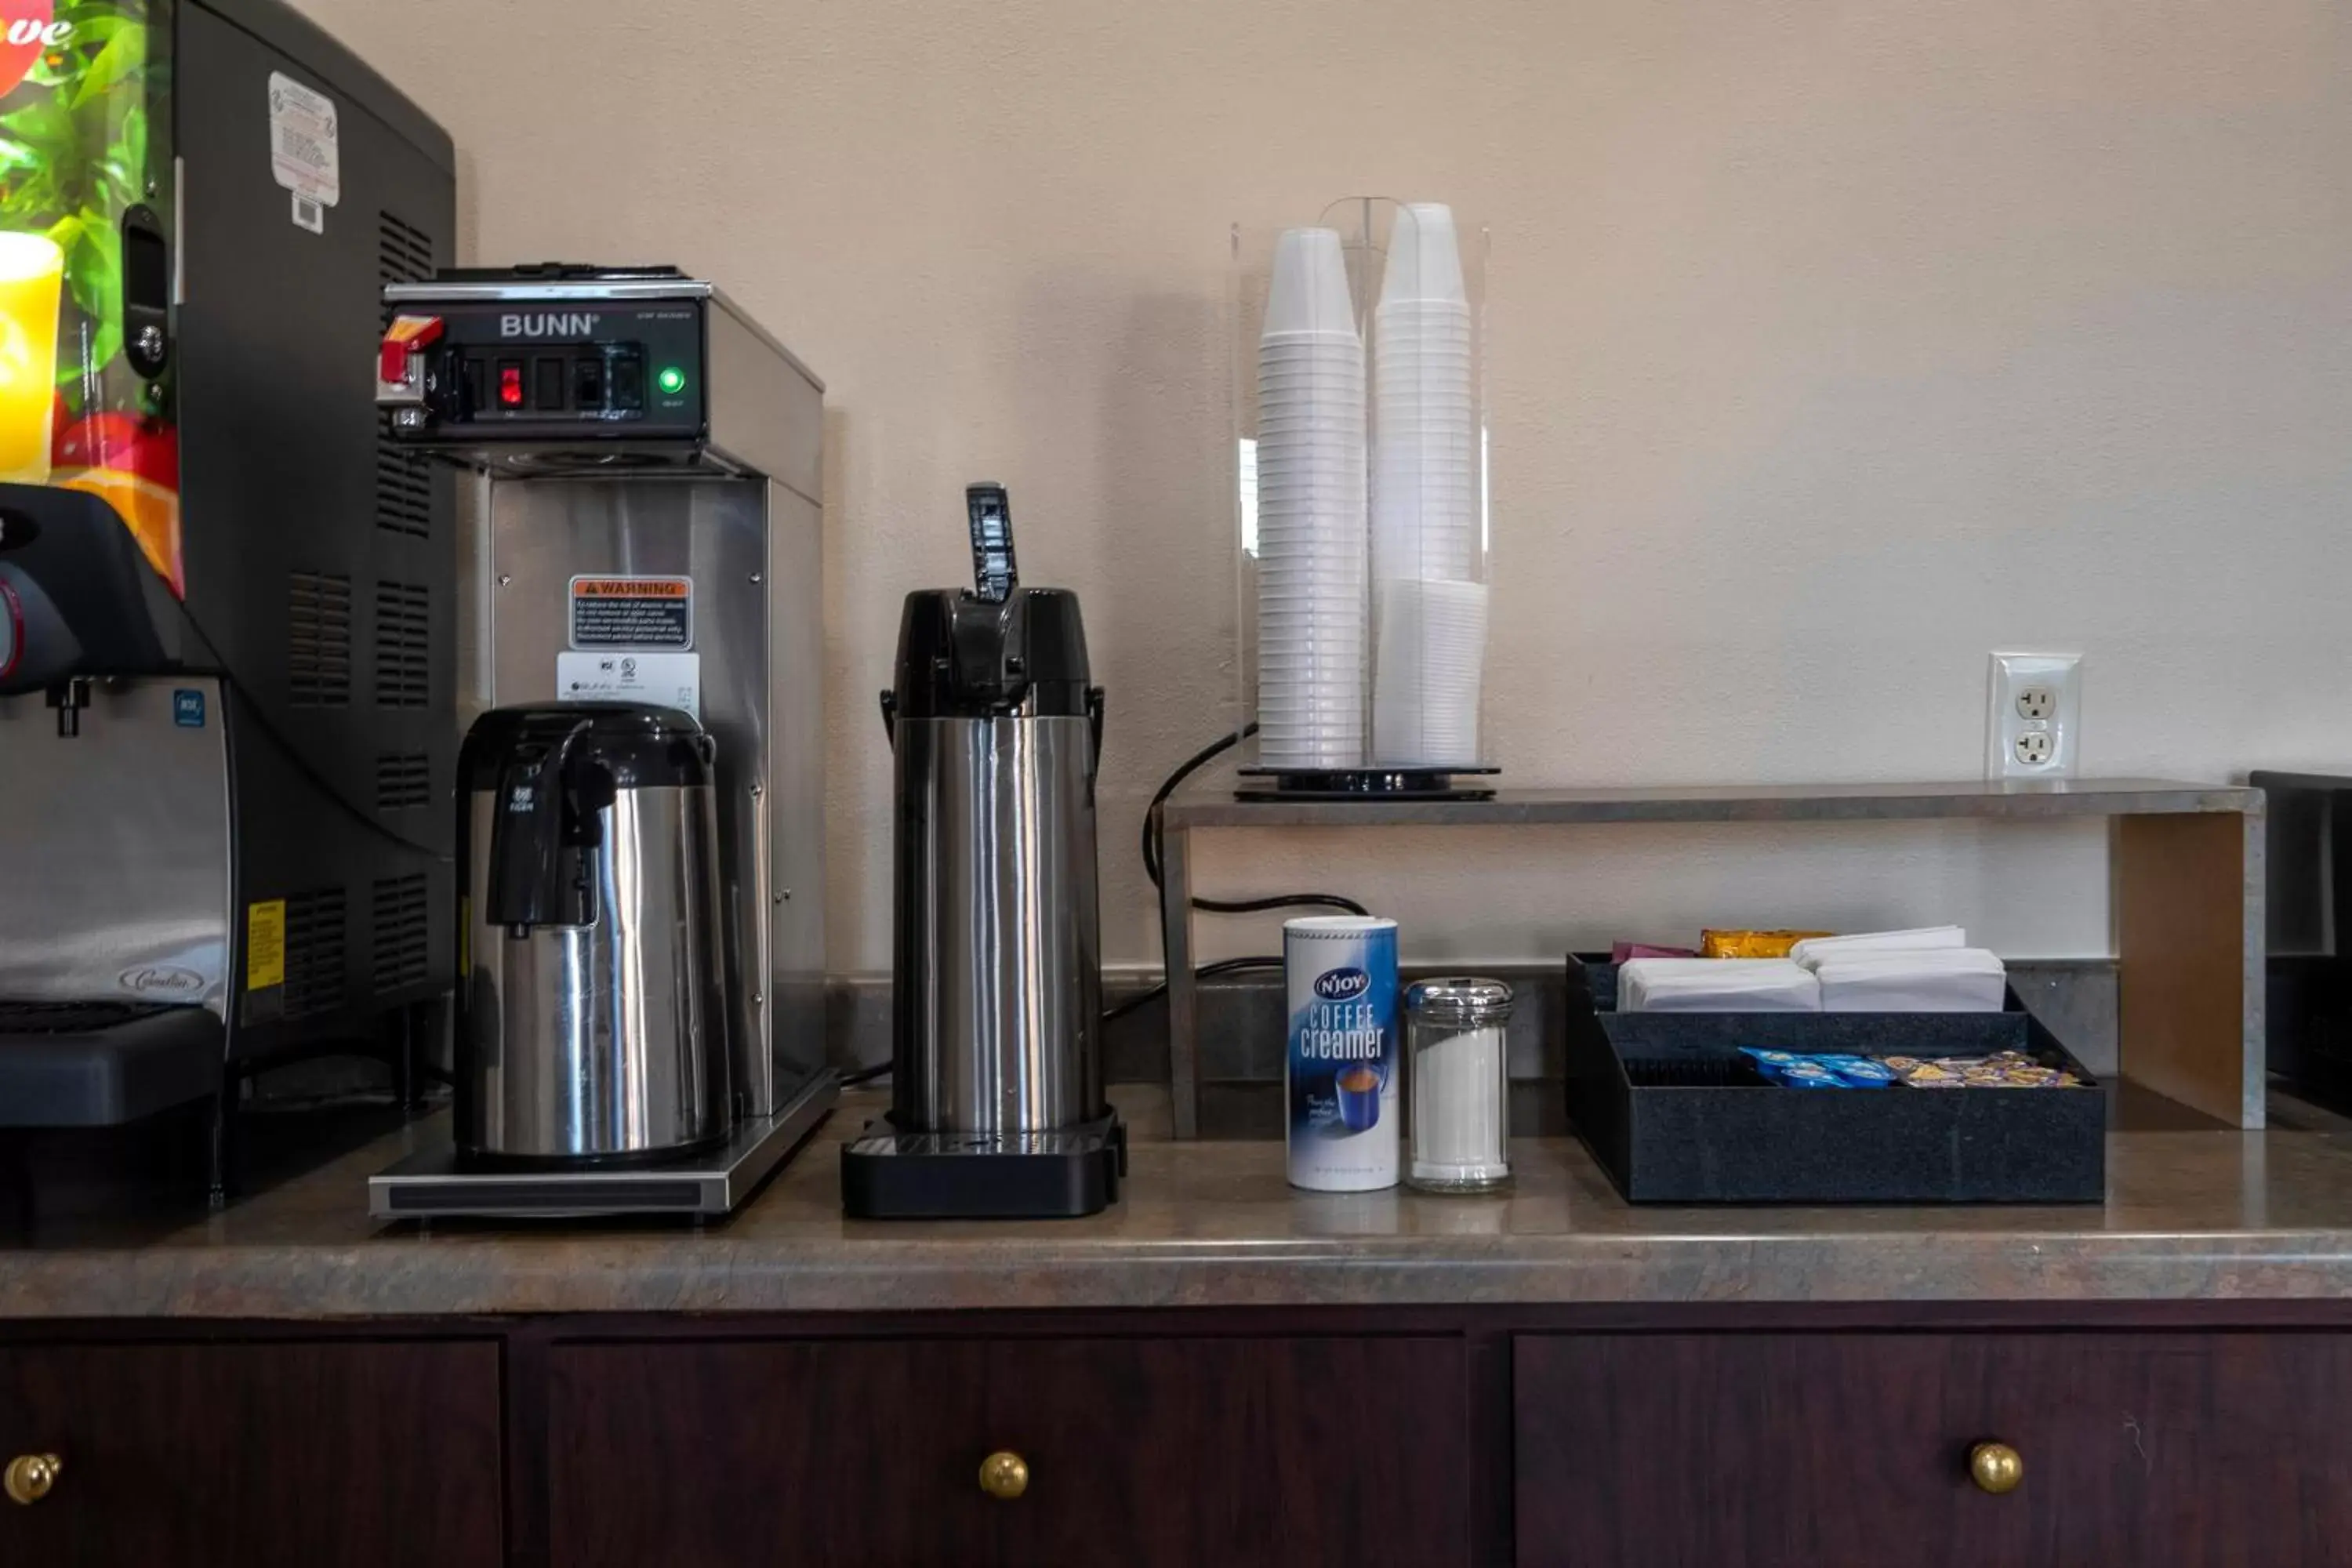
top-left (459, 702), bottom-right (712, 790)
top-left (889, 586), bottom-right (1091, 718)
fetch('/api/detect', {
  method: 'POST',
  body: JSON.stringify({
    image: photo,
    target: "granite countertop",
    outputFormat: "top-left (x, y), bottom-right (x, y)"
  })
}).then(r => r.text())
top-left (7, 1087), bottom-right (2352, 1319)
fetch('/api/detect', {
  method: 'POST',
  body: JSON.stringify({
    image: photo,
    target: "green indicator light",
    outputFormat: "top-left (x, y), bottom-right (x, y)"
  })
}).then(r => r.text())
top-left (656, 365), bottom-right (687, 395)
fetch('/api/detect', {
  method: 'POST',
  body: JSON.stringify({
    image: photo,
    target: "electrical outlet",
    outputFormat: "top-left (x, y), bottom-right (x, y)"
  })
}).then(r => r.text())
top-left (1987, 652), bottom-right (2082, 781)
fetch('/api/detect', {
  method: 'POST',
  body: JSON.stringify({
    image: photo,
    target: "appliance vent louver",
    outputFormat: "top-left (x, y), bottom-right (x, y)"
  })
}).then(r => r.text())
top-left (374, 581), bottom-right (430, 707)
top-left (377, 211), bottom-right (434, 289)
top-left (376, 442), bottom-right (433, 539)
top-left (282, 887), bottom-right (348, 1020)
top-left (372, 874), bottom-right (431, 993)
top-left (288, 572), bottom-right (354, 708)
top-left (376, 752), bottom-right (431, 811)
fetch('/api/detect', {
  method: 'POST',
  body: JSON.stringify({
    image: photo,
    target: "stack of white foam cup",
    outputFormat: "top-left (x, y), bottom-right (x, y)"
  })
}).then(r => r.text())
top-left (1370, 203), bottom-right (1485, 766)
top-left (1256, 227), bottom-right (1368, 768)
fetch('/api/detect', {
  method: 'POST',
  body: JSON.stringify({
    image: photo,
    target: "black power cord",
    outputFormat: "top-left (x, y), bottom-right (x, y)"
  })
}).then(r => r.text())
top-left (1104, 720), bottom-right (1368, 1024)
top-left (1139, 722), bottom-right (1368, 916)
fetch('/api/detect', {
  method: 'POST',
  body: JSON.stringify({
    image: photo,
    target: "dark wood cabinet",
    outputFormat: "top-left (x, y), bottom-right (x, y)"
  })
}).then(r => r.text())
top-left (1515, 1331), bottom-right (2352, 1568)
top-left (547, 1334), bottom-right (1470, 1568)
top-left (0, 1338), bottom-right (503, 1568)
top-left (13, 1309), bottom-right (2352, 1567)
top-left (548, 1338), bottom-right (996, 1566)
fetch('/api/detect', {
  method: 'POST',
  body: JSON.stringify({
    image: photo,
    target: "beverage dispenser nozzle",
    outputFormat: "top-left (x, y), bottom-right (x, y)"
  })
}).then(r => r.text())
top-left (45, 676), bottom-right (90, 739)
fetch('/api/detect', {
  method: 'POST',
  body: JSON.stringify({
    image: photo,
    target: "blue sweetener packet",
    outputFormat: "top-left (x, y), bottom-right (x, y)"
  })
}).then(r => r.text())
top-left (1816, 1053), bottom-right (1898, 1088)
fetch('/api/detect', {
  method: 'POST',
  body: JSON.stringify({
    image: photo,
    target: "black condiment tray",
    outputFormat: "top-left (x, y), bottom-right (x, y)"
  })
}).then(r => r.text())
top-left (1564, 958), bottom-right (2106, 1204)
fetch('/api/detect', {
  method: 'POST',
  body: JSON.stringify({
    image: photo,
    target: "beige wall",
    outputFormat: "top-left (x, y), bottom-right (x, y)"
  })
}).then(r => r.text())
top-left (292, 0), bottom-right (2352, 972)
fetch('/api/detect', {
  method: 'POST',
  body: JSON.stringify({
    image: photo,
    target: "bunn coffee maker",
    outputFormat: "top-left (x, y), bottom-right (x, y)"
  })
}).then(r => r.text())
top-left (0, 0), bottom-right (456, 1194)
top-left (365, 265), bottom-right (836, 1219)
top-left (841, 485), bottom-right (1124, 1218)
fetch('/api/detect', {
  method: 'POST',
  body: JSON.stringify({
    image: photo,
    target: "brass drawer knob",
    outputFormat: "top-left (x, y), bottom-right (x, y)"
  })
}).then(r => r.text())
top-left (4, 1453), bottom-right (60, 1506)
top-left (978, 1450), bottom-right (1029, 1501)
top-left (1969, 1441), bottom-right (2024, 1495)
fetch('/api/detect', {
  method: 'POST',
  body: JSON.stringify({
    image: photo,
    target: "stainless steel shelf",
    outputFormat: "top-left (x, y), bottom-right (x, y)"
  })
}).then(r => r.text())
top-left (1164, 778), bottom-right (2257, 831)
top-left (1156, 778), bottom-right (2267, 1138)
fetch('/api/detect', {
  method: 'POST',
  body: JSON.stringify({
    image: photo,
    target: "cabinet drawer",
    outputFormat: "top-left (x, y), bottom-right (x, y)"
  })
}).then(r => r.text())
top-left (0, 1339), bottom-right (503, 1568)
top-left (1515, 1332), bottom-right (2352, 1568)
top-left (550, 1334), bottom-right (1468, 1568)
top-left (987, 1337), bottom-right (1468, 1567)
top-left (550, 1338), bottom-right (993, 1566)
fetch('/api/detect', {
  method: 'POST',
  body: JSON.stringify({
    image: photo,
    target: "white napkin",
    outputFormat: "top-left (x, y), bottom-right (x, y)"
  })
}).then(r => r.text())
top-left (1789, 926), bottom-right (1966, 971)
top-left (1813, 947), bottom-right (2007, 1012)
top-left (1618, 958), bottom-right (1822, 1014)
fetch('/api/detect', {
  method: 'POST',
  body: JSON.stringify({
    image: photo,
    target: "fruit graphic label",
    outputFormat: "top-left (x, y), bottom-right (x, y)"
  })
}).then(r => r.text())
top-left (0, 2), bottom-right (55, 100)
top-left (0, 0), bottom-right (181, 592)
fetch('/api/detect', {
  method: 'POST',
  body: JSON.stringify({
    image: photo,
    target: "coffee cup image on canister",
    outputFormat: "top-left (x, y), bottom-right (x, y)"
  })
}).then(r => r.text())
top-left (1333, 1062), bottom-right (1385, 1132)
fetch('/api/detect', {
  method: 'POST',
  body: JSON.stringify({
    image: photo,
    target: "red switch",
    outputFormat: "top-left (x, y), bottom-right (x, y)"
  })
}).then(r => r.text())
top-left (498, 361), bottom-right (525, 408)
top-left (376, 314), bottom-right (443, 386)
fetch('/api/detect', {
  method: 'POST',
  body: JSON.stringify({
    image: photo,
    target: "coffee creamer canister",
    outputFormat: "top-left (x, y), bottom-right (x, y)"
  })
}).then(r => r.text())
top-left (1284, 916), bottom-right (1401, 1191)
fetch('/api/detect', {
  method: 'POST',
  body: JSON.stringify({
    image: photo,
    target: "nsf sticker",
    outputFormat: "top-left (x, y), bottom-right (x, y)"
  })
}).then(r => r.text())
top-left (172, 689), bottom-right (206, 728)
top-left (555, 650), bottom-right (702, 719)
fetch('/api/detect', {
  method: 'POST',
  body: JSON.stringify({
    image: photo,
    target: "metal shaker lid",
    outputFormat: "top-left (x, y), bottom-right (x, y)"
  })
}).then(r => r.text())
top-left (1405, 976), bottom-right (1514, 1025)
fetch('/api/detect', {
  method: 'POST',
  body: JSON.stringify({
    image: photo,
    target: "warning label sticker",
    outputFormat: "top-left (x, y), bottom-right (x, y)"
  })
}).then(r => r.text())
top-left (267, 72), bottom-right (341, 208)
top-left (246, 900), bottom-right (287, 991)
top-left (569, 575), bottom-right (693, 650)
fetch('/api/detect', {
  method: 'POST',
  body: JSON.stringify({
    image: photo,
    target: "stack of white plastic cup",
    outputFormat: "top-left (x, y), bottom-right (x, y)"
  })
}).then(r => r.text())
top-left (1370, 203), bottom-right (1483, 766)
top-left (1257, 227), bottom-right (1367, 769)
top-left (1371, 577), bottom-right (1487, 764)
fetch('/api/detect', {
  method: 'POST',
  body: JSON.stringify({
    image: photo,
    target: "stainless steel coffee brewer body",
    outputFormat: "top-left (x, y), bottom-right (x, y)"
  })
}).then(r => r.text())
top-left (368, 268), bottom-right (835, 1219)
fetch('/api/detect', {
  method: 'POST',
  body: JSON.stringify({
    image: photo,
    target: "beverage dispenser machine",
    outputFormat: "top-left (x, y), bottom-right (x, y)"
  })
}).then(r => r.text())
top-left (365, 265), bottom-right (835, 1218)
top-left (0, 0), bottom-right (456, 1198)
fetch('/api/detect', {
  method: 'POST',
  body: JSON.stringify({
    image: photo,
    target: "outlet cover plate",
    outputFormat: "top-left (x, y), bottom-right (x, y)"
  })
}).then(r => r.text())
top-left (1987, 652), bottom-right (2082, 781)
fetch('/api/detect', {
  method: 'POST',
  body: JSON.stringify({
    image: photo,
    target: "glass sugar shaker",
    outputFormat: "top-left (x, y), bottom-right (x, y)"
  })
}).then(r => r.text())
top-left (1404, 977), bottom-right (1513, 1193)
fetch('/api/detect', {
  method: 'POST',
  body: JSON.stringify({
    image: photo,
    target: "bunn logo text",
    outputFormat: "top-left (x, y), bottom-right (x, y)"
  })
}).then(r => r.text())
top-left (499, 313), bottom-right (600, 337)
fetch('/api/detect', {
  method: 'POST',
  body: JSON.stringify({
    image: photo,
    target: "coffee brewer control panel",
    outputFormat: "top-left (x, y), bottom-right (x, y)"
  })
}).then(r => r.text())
top-left (376, 265), bottom-right (813, 478)
top-left (379, 276), bottom-right (706, 441)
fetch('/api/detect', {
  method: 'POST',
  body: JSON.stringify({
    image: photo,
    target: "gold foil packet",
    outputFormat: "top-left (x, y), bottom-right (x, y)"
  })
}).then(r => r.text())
top-left (1699, 928), bottom-right (1835, 960)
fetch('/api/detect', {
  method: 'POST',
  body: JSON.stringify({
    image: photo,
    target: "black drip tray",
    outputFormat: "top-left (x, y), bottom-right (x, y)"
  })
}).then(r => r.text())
top-left (0, 1001), bottom-right (224, 1126)
top-left (0, 1000), bottom-right (185, 1034)
top-left (840, 1112), bottom-right (1126, 1219)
